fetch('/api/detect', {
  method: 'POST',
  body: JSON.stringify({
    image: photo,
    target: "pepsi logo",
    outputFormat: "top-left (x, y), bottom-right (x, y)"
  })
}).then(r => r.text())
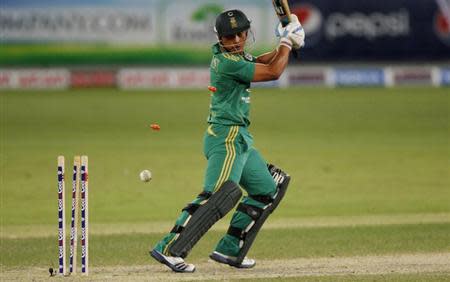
top-left (291, 4), bottom-right (323, 35)
top-left (434, 11), bottom-right (450, 45)
top-left (290, 3), bottom-right (323, 47)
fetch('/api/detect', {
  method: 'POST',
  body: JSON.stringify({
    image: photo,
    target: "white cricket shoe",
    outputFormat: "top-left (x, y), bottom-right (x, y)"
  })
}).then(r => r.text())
top-left (210, 251), bottom-right (256, 268)
top-left (150, 249), bottom-right (195, 273)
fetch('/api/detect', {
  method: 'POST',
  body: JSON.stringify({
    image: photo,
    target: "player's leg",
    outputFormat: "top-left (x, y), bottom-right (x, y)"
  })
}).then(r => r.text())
top-left (168, 125), bottom-right (248, 258)
top-left (150, 188), bottom-right (212, 273)
top-left (167, 180), bottom-right (242, 258)
top-left (210, 148), bottom-right (274, 267)
top-left (233, 162), bottom-right (290, 264)
top-left (150, 179), bottom-right (241, 272)
top-left (151, 125), bottom-right (247, 272)
top-left (210, 148), bottom-right (290, 268)
top-left (151, 163), bottom-right (242, 272)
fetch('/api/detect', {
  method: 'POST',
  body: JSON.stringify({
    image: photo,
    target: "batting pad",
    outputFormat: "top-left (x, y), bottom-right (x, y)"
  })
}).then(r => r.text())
top-left (169, 181), bottom-right (242, 258)
top-left (235, 166), bottom-right (291, 264)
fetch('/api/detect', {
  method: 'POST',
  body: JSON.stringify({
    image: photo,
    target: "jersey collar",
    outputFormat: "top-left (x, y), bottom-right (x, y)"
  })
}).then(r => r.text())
top-left (212, 43), bottom-right (223, 55)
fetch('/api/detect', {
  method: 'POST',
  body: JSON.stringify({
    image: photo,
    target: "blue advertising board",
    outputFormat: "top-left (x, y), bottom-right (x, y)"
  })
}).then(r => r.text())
top-left (1, 0), bottom-right (449, 64)
top-left (290, 0), bottom-right (450, 61)
top-left (334, 68), bottom-right (385, 86)
top-left (441, 68), bottom-right (450, 85)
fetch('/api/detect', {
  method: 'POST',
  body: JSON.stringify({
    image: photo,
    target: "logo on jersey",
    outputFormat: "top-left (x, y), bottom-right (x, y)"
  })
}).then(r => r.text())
top-left (211, 57), bottom-right (220, 71)
top-left (244, 52), bottom-right (253, 61)
top-left (241, 96), bottom-right (251, 103)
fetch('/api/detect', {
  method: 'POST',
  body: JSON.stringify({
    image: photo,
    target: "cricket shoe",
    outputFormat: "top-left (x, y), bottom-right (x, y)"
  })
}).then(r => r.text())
top-left (150, 249), bottom-right (195, 273)
top-left (210, 251), bottom-right (256, 268)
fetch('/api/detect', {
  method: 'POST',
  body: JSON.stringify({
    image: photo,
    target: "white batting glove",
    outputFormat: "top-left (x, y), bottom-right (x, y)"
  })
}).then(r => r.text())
top-left (288, 14), bottom-right (305, 49)
top-left (275, 14), bottom-right (305, 49)
top-left (277, 22), bottom-right (294, 50)
top-left (275, 22), bottom-right (285, 38)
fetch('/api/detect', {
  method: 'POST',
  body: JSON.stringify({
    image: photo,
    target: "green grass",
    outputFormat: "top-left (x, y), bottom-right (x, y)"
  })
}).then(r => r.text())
top-left (1, 87), bottom-right (449, 279)
top-left (0, 44), bottom-right (271, 66)
top-left (0, 44), bottom-right (210, 66)
top-left (2, 223), bottom-right (449, 267)
top-left (1, 88), bottom-right (448, 225)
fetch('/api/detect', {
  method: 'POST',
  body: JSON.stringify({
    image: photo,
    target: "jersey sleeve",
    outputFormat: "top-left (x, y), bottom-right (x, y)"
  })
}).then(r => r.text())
top-left (219, 54), bottom-right (255, 83)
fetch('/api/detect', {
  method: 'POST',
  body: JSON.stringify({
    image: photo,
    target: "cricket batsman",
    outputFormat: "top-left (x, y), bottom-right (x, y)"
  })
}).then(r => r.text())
top-left (150, 9), bottom-right (305, 272)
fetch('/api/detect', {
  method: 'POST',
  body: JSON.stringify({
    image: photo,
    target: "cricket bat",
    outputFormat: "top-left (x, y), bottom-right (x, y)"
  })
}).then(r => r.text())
top-left (272, 0), bottom-right (292, 27)
top-left (272, 0), bottom-right (300, 56)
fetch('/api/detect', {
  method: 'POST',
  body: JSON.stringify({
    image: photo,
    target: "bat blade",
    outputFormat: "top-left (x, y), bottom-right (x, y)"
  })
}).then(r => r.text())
top-left (272, 0), bottom-right (292, 27)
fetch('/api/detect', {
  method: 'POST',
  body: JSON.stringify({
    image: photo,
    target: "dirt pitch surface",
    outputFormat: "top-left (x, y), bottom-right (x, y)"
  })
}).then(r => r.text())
top-left (2, 252), bottom-right (449, 281)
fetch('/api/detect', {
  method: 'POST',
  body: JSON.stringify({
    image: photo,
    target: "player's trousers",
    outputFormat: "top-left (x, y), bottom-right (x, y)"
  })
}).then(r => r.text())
top-left (154, 124), bottom-right (276, 257)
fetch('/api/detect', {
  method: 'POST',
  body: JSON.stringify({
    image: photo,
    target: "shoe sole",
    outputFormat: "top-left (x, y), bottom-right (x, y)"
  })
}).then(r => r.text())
top-left (150, 249), bottom-right (195, 273)
top-left (209, 252), bottom-right (255, 269)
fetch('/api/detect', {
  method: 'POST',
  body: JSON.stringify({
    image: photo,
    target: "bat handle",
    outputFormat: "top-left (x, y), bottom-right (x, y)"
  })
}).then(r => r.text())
top-left (280, 16), bottom-right (291, 27)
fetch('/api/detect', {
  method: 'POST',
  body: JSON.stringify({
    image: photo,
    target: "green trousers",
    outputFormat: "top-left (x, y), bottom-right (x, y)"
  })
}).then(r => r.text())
top-left (154, 124), bottom-right (276, 257)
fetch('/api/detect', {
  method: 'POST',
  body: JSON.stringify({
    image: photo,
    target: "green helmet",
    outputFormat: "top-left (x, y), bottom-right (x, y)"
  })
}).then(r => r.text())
top-left (214, 9), bottom-right (251, 37)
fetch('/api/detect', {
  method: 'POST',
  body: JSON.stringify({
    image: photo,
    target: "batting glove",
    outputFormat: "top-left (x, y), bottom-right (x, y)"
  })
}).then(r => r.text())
top-left (287, 14), bottom-right (305, 49)
top-left (275, 14), bottom-right (305, 49)
top-left (277, 22), bottom-right (293, 50)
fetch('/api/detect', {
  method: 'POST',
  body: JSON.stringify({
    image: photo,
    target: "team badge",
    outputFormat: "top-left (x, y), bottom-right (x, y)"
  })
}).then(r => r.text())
top-left (230, 17), bottom-right (238, 28)
top-left (244, 53), bottom-right (253, 61)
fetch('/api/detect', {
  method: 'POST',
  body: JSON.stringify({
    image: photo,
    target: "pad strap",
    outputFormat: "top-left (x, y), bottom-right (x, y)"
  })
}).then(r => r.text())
top-left (230, 203), bottom-right (266, 243)
top-left (233, 164), bottom-right (291, 264)
top-left (236, 203), bottom-right (264, 220)
top-left (169, 181), bottom-right (242, 258)
top-left (227, 226), bottom-right (244, 239)
top-left (198, 191), bottom-right (212, 199)
top-left (250, 194), bottom-right (273, 205)
top-left (181, 190), bottom-right (213, 215)
top-left (170, 225), bottom-right (184, 234)
top-left (172, 190), bottom-right (213, 234)
top-left (182, 203), bottom-right (200, 214)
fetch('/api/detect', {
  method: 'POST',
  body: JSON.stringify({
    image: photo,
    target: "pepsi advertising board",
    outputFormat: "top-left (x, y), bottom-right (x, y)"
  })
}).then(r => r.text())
top-left (290, 0), bottom-right (450, 61)
top-left (1, 0), bottom-right (449, 65)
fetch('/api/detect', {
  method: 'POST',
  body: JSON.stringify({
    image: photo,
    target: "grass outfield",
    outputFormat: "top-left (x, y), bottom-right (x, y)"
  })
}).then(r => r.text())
top-left (0, 44), bottom-right (269, 66)
top-left (1, 87), bottom-right (449, 280)
top-left (0, 44), bottom-right (209, 66)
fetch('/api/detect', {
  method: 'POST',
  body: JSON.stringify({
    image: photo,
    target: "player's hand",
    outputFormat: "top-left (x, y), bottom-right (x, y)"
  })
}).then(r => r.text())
top-left (288, 14), bottom-right (305, 49)
top-left (275, 22), bottom-right (285, 38)
top-left (277, 22), bottom-right (293, 50)
top-left (275, 14), bottom-right (305, 49)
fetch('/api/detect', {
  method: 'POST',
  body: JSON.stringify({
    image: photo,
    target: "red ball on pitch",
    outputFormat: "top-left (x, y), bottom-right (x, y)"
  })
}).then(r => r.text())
top-left (208, 85), bottom-right (217, 92)
top-left (150, 124), bottom-right (161, 131)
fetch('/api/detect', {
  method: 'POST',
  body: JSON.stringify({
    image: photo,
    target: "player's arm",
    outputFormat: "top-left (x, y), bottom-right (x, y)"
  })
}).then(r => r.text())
top-left (255, 49), bottom-right (278, 64)
top-left (252, 16), bottom-right (305, 82)
top-left (252, 45), bottom-right (290, 82)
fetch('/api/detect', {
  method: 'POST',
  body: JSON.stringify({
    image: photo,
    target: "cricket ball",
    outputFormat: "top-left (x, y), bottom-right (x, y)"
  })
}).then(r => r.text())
top-left (139, 170), bottom-right (152, 182)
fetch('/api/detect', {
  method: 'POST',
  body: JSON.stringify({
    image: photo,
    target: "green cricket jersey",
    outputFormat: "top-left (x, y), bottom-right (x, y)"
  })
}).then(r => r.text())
top-left (207, 43), bottom-right (256, 127)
